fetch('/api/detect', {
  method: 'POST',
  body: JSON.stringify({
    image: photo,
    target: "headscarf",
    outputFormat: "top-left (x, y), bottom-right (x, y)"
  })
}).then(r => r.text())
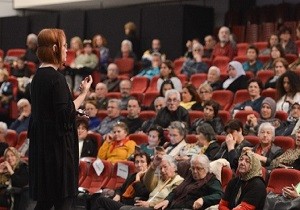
top-left (261, 97), bottom-right (276, 119)
top-left (238, 150), bottom-right (262, 181)
top-left (222, 61), bottom-right (245, 89)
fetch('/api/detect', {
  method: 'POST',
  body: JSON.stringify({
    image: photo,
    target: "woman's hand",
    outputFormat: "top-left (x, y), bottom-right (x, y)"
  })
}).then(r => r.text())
top-left (1, 161), bottom-right (14, 175)
top-left (134, 200), bottom-right (150, 207)
top-left (283, 184), bottom-right (299, 199)
top-left (79, 75), bottom-right (93, 94)
top-left (193, 197), bottom-right (204, 209)
top-left (135, 170), bottom-right (146, 182)
top-left (154, 200), bottom-right (169, 210)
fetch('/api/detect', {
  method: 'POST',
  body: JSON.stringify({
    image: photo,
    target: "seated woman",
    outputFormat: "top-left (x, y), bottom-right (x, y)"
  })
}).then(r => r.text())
top-left (222, 61), bottom-right (248, 93)
top-left (92, 34), bottom-right (110, 72)
top-left (84, 100), bottom-right (101, 132)
top-left (262, 44), bottom-right (285, 70)
top-left (219, 150), bottom-right (267, 210)
top-left (265, 57), bottom-right (288, 89)
top-left (244, 97), bottom-right (281, 136)
top-left (115, 39), bottom-right (138, 62)
top-left (97, 122), bottom-right (136, 163)
top-left (202, 66), bottom-right (222, 91)
top-left (260, 34), bottom-right (279, 55)
top-left (0, 69), bottom-right (13, 110)
top-left (180, 83), bottom-right (201, 110)
top-left (76, 117), bottom-right (98, 158)
top-left (232, 78), bottom-right (265, 115)
top-left (243, 122), bottom-right (283, 168)
top-left (0, 147), bottom-right (29, 209)
top-left (270, 127), bottom-right (300, 170)
top-left (192, 83), bottom-right (213, 111)
top-left (155, 154), bottom-right (223, 210)
top-left (0, 122), bottom-right (9, 157)
top-left (156, 60), bottom-right (182, 92)
top-left (242, 45), bottom-right (263, 75)
top-left (140, 125), bottom-right (165, 157)
top-left (276, 71), bottom-right (300, 113)
top-left (89, 152), bottom-right (151, 210)
top-left (120, 154), bottom-right (184, 210)
top-left (276, 102), bottom-right (300, 136)
top-left (165, 121), bottom-right (188, 157)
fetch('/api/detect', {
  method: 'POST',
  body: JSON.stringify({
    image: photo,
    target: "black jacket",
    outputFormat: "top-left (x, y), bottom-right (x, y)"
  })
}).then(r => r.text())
top-left (154, 106), bottom-right (190, 129)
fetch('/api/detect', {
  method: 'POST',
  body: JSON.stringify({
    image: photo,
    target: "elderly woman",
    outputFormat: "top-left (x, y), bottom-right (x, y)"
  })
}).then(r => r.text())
top-left (120, 154), bottom-right (184, 210)
top-left (193, 83), bottom-right (213, 111)
top-left (0, 122), bottom-right (9, 157)
top-left (115, 39), bottom-right (137, 62)
top-left (166, 121), bottom-right (188, 158)
top-left (0, 147), bottom-right (29, 209)
top-left (232, 78), bottom-right (265, 115)
top-left (203, 66), bottom-right (222, 90)
top-left (219, 150), bottom-right (266, 210)
top-left (180, 83), bottom-right (201, 110)
top-left (97, 122), bottom-right (136, 163)
top-left (155, 154), bottom-right (223, 210)
top-left (154, 89), bottom-right (190, 129)
top-left (222, 61), bottom-right (248, 93)
top-left (244, 97), bottom-right (281, 136)
top-left (243, 122), bottom-right (283, 168)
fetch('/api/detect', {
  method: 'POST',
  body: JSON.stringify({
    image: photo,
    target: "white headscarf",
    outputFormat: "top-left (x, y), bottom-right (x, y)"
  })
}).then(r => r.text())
top-left (222, 61), bottom-right (245, 89)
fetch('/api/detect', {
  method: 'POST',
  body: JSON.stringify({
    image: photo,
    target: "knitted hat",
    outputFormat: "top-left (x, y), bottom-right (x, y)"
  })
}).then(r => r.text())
top-left (238, 150), bottom-right (262, 181)
top-left (262, 97), bottom-right (276, 118)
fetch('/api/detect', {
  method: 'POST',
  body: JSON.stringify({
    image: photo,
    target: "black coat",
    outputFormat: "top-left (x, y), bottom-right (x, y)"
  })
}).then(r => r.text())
top-left (29, 67), bottom-right (79, 201)
top-left (223, 75), bottom-right (248, 93)
top-left (154, 106), bottom-right (190, 129)
top-left (80, 138), bottom-right (98, 158)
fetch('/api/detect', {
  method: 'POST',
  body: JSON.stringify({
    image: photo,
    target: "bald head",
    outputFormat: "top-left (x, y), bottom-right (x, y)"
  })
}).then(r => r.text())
top-left (95, 82), bottom-right (108, 98)
top-left (107, 63), bottom-right (119, 79)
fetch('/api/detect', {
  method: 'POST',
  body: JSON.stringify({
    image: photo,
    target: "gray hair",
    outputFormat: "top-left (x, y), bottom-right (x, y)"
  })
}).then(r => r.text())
top-left (190, 154), bottom-right (210, 173)
top-left (17, 98), bottom-right (30, 108)
top-left (121, 39), bottom-right (133, 51)
top-left (107, 63), bottom-right (119, 74)
top-left (0, 122), bottom-right (8, 135)
top-left (198, 83), bottom-right (213, 93)
top-left (108, 98), bottom-right (122, 110)
top-left (169, 121), bottom-right (187, 138)
top-left (208, 66), bottom-right (221, 77)
top-left (27, 33), bottom-right (38, 44)
top-left (258, 122), bottom-right (275, 140)
top-left (154, 96), bottom-right (165, 105)
top-left (161, 154), bottom-right (177, 171)
top-left (165, 89), bottom-right (181, 101)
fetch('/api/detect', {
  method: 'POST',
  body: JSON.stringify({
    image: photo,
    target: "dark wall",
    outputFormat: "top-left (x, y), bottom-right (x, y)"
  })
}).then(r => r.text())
top-left (29, 13), bottom-right (59, 35)
top-left (59, 10), bottom-right (85, 41)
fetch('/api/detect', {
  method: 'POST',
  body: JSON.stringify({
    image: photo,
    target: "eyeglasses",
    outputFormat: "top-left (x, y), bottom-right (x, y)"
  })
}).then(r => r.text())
top-left (193, 49), bottom-right (201, 52)
top-left (199, 91), bottom-right (210, 94)
top-left (167, 98), bottom-right (179, 103)
top-left (190, 166), bottom-right (205, 171)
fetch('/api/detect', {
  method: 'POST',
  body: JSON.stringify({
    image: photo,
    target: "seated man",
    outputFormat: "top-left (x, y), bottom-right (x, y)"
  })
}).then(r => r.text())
top-left (203, 35), bottom-right (216, 59)
top-left (88, 82), bottom-right (109, 110)
top-left (102, 63), bottom-right (121, 92)
top-left (119, 80), bottom-right (132, 110)
top-left (9, 98), bottom-right (31, 134)
top-left (142, 38), bottom-right (166, 61)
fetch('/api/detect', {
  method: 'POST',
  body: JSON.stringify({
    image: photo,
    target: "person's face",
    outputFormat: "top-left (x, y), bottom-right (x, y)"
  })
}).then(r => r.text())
top-left (127, 100), bottom-right (140, 118)
top-left (204, 105), bottom-right (215, 120)
top-left (107, 102), bottom-right (120, 118)
top-left (162, 84), bottom-right (173, 96)
top-left (120, 81), bottom-right (131, 97)
top-left (280, 31), bottom-right (291, 42)
top-left (248, 81), bottom-right (261, 98)
top-left (148, 130), bottom-right (160, 147)
top-left (152, 55), bottom-right (162, 67)
top-left (160, 63), bottom-right (172, 78)
top-left (85, 103), bottom-right (97, 117)
top-left (274, 61), bottom-right (287, 76)
top-left (166, 93), bottom-right (180, 111)
top-left (77, 124), bottom-right (88, 140)
top-left (95, 84), bottom-right (107, 98)
top-left (70, 39), bottom-right (81, 51)
top-left (228, 65), bottom-right (237, 78)
top-left (154, 99), bottom-right (166, 112)
top-left (283, 77), bottom-right (290, 93)
top-left (207, 68), bottom-right (219, 83)
top-left (152, 39), bottom-right (161, 51)
top-left (218, 27), bottom-right (230, 42)
top-left (168, 128), bottom-right (183, 145)
top-left (199, 88), bottom-right (212, 102)
top-left (121, 43), bottom-right (130, 53)
top-left (95, 35), bottom-right (103, 47)
top-left (160, 159), bottom-right (176, 181)
top-left (295, 130), bottom-right (300, 147)
top-left (197, 133), bottom-right (208, 147)
top-left (290, 104), bottom-right (300, 119)
top-left (27, 39), bottom-right (37, 50)
top-left (83, 44), bottom-right (93, 54)
top-left (261, 103), bottom-right (272, 119)
top-left (5, 150), bottom-right (17, 168)
top-left (18, 102), bottom-right (31, 115)
top-left (246, 49), bottom-right (257, 61)
top-left (134, 155), bottom-right (148, 173)
top-left (16, 59), bottom-right (25, 69)
top-left (204, 36), bottom-right (215, 49)
top-left (181, 87), bottom-right (193, 103)
top-left (107, 65), bottom-right (118, 79)
top-left (258, 127), bottom-right (273, 146)
top-left (190, 159), bottom-right (207, 180)
top-left (237, 155), bottom-right (251, 175)
top-left (271, 47), bottom-right (281, 59)
top-left (269, 35), bottom-right (279, 46)
top-left (61, 38), bottom-right (68, 63)
top-left (192, 47), bottom-right (202, 57)
top-left (113, 126), bottom-right (127, 141)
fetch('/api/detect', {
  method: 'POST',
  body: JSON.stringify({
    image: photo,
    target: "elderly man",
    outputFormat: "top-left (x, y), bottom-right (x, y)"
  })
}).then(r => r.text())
top-left (0, 122), bottom-right (9, 156)
top-left (102, 63), bottom-right (120, 92)
top-left (89, 82), bottom-right (108, 110)
top-left (211, 26), bottom-right (236, 61)
top-left (142, 39), bottom-right (166, 61)
top-left (24, 33), bottom-right (39, 64)
top-left (9, 98), bottom-right (31, 134)
top-left (181, 42), bottom-right (208, 78)
top-left (203, 35), bottom-right (216, 59)
top-left (121, 97), bottom-right (144, 134)
top-left (154, 89), bottom-right (190, 129)
top-left (119, 79), bottom-right (132, 110)
top-left (97, 98), bottom-right (124, 135)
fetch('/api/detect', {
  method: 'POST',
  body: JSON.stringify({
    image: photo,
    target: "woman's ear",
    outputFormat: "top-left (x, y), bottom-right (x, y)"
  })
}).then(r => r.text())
top-left (53, 44), bottom-right (58, 52)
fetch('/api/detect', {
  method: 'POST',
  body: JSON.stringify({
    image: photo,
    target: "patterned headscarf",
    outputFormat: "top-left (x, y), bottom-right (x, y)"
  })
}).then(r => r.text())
top-left (238, 150), bottom-right (262, 181)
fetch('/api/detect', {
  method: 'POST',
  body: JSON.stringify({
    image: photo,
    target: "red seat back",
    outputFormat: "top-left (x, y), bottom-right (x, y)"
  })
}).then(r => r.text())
top-left (189, 111), bottom-right (204, 124)
top-left (145, 76), bottom-right (159, 93)
top-left (5, 129), bottom-right (18, 147)
top-left (234, 110), bottom-right (259, 124)
top-left (212, 90), bottom-right (234, 111)
top-left (139, 110), bottom-right (156, 121)
top-left (221, 166), bottom-right (233, 191)
top-left (131, 77), bottom-right (149, 93)
top-left (186, 134), bottom-right (198, 144)
top-left (128, 133), bottom-right (148, 145)
top-left (190, 73), bottom-right (207, 89)
top-left (114, 58), bottom-right (134, 77)
top-left (274, 136), bottom-right (295, 152)
top-left (15, 131), bottom-right (27, 150)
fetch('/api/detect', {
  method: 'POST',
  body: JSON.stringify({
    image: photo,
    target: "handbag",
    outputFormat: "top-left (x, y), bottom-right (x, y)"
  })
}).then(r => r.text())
top-left (263, 192), bottom-right (294, 210)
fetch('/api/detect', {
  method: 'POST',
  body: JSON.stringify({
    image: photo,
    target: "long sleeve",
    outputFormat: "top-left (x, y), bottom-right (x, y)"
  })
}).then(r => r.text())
top-left (11, 162), bottom-right (29, 188)
top-left (97, 140), bottom-right (111, 160)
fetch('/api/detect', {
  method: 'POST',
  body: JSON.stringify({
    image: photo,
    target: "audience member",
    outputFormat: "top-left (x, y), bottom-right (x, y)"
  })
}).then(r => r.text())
top-left (181, 42), bottom-right (208, 78)
top-left (213, 119), bottom-right (253, 170)
top-left (289, 25), bottom-right (300, 71)
top-left (276, 71), bottom-right (300, 112)
top-left (115, 40), bottom-right (137, 62)
top-left (76, 117), bottom-right (98, 158)
top-left (219, 150), bottom-right (266, 210)
top-left (70, 36), bottom-right (83, 57)
top-left (190, 100), bottom-right (224, 135)
top-left (0, 57), bottom-right (7, 71)
top-left (260, 34), bottom-right (279, 55)
top-left (97, 99), bottom-right (124, 135)
top-left (119, 79), bottom-right (132, 110)
top-left (10, 55), bottom-right (31, 78)
top-left (155, 154), bottom-right (223, 210)
top-left (156, 60), bottom-right (182, 92)
top-left (0, 122), bottom-right (9, 156)
top-left (88, 82), bottom-right (108, 110)
top-left (165, 121), bottom-right (188, 157)
top-left (97, 122), bottom-right (136, 163)
top-left (232, 78), bottom-right (265, 115)
top-left (121, 97), bottom-right (144, 134)
top-left (140, 125), bottom-right (165, 157)
top-left (142, 39), bottom-right (166, 61)
top-left (262, 44), bottom-right (285, 70)
top-left (159, 79), bottom-right (174, 98)
top-left (9, 98), bottom-right (31, 134)
top-left (136, 52), bottom-right (161, 79)
top-left (279, 26), bottom-right (298, 55)
top-left (242, 45), bottom-right (264, 75)
top-left (92, 34), bottom-right (110, 72)
top-left (154, 89), bottom-right (190, 128)
top-left (203, 35), bottom-right (216, 59)
top-left (244, 97), bottom-right (281, 136)
top-left (124, 22), bottom-right (140, 58)
top-left (193, 83), bottom-right (213, 111)
top-left (180, 83), bottom-right (201, 110)
top-left (184, 38), bottom-right (200, 59)
top-left (102, 63), bottom-right (121, 92)
top-left (276, 102), bottom-right (300, 136)
top-left (0, 69), bottom-right (13, 110)
top-left (24, 33), bottom-right (39, 64)
top-left (84, 100), bottom-right (101, 132)
top-left (202, 66), bottom-right (222, 91)
top-left (265, 57), bottom-right (289, 89)
top-left (211, 26), bottom-right (236, 61)
top-left (222, 61), bottom-right (247, 93)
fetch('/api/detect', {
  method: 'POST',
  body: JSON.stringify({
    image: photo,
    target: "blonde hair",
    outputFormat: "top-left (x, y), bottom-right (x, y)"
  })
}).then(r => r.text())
top-left (4, 147), bottom-right (21, 170)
